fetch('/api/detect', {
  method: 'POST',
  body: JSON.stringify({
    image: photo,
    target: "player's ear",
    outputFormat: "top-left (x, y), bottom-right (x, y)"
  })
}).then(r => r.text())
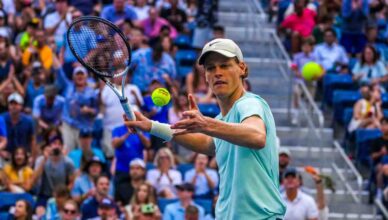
top-left (238, 61), bottom-right (248, 79)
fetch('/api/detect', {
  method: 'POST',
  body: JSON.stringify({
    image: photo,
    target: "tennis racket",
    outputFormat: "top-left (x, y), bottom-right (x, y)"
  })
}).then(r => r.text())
top-left (67, 16), bottom-right (137, 124)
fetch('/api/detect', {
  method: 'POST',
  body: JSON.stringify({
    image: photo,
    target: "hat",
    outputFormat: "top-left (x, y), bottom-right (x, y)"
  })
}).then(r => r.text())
top-left (175, 183), bottom-right (194, 191)
top-left (79, 127), bottom-right (93, 138)
top-left (283, 167), bottom-right (300, 178)
top-left (48, 135), bottom-right (63, 144)
top-left (129, 158), bottom-right (146, 168)
top-left (8, 92), bottom-right (24, 105)
top-left (198, 38), bottom-right (243, 65)
top-left (279, 147), bottom-right (291, 157)
top-left (44, 85), bottom-right (57, 98)
top-left (99, 197), bottom-right (116, 209)
top-left (73, 66), bottom-right (88, 76)
top-left (84, 156), bottom-right (104, 172)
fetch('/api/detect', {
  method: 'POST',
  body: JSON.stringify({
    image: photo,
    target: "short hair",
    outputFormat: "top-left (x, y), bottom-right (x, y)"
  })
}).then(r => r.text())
top-left (213, 25), bottom-right (225, 33)
top-left (301, 37), bottom-right (315, 46)
top-left (94, 174), bottom-right (110, 185)
top-left (53, 184), bottom-right (71, 198)
top-left (324, 28), bottom-right (337, 38)
top-left (186, 205), bottom-right (199, 215)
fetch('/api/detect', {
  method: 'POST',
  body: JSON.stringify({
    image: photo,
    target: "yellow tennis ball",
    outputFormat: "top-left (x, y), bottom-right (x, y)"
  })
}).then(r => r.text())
top-left (151, 88), bottom-right (171, 106)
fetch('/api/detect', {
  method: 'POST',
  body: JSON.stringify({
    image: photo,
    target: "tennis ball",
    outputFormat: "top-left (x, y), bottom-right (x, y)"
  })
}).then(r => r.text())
top-left (301, 62), bottom-right (324, 81)
top-left (151, 88), bottom-right (171, 106)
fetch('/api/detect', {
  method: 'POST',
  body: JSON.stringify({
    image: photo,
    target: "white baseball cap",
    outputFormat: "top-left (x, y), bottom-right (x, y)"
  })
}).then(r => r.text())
top-left (129, 158), bottom-right (146, 168)
top-left (198, 38), bottom-right (243, 65)
top-left (8, 92), bottom-right (24, 105)
top-left (73, 66), bottom-right (88, 76)
top-left (279, 147), bottom-right (291, 157)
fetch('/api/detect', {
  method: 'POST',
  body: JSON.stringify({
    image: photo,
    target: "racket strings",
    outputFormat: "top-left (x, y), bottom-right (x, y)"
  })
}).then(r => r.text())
top-left (68, 19), bottom-right (130, 78)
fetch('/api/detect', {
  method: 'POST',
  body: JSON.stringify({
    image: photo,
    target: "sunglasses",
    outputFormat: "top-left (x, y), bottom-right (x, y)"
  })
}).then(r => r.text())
top-left (64, 209), bottom-right (76, 214)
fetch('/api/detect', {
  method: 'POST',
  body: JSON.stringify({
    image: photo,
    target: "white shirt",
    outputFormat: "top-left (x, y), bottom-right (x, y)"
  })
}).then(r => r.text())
top-left (133, 5), bottom-right (150, 20)
top-left (43, 11), bottom-right (72, 46)
top-left (101, 84), bottom-right (143, 130)
top-left (282, 190), bottom-right (319, 220)
top-left (2, 0), bottom-right (15, 14)
top-left (146, 168), bottom-right (182, 197)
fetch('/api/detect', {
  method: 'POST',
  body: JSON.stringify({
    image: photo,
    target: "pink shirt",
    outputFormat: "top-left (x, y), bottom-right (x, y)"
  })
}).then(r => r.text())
top-left (281, 9), bottom-right (316, 37)
top-left (140, 17), bottom-right (178, 39)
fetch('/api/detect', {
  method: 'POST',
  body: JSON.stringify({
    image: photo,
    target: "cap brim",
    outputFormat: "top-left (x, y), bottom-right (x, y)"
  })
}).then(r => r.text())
top-left (198, 50), bottom-right (237, 65)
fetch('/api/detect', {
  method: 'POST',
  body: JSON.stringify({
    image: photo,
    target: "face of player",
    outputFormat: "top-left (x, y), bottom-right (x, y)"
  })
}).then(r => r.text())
top-left (204, 53), bottom-right (246, 99)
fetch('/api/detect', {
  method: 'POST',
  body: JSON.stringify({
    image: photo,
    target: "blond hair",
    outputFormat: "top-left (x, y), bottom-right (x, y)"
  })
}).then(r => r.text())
top-left (154, 147), bottom-right (175, 168)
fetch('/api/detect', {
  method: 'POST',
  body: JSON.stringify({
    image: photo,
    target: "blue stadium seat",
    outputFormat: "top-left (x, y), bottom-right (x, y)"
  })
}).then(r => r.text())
top-left (174, 34), bottom-right (192, 49)
top-left (332, 90), bottom-right (360, 123)
top-left (384, 109), bottom-right (388, 117)
top-left (323, 74), bottom-right (357, 106)
top-left (92, 118), bottom-right (103, 149)
top-left (194, 199), bottom-right (213, 214)
top-left (355, 129), bottom-right (382, 166)
top-left (177, 163), bottom-right (194, 178)
top-left (0, 212), bottom-right (10, 220)
top-left (175, 49), bottom-right (197, 78)
top-left (146, 162), bottom-right (156, 171)
top-left (158, 198), bottom-right (178, 213)
top-left (381, 93), bottom-right (388, 109)
top-left (198, 103), bottom-right (220, 118)
top-left (343, 107), bottom-right (354, 127)
top-left (348, 58), bottom-right (358, 71)
top-left (0, 193), bottom-right (35, 212)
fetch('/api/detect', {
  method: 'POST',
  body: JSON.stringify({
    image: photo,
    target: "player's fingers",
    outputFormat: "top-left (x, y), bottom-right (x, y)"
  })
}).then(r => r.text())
top-left (188, 94), bottom-right (199, 110)
top-left (171, 119), bottom-right (195, 129)
top-left (182, 110), bottom-right (199, 118)
top-left (134, 111), bottom-right (144, 121)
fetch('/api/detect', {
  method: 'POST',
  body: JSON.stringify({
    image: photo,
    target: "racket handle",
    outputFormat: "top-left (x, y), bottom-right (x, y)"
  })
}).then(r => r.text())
top-left (121, 99), bottom-right (141, 133)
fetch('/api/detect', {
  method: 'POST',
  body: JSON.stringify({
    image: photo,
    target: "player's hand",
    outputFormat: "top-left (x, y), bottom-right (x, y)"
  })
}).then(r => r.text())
top-left (123, 111), bottom-right (152, 133)
top-left (171, 94), bottom-right (210, 135)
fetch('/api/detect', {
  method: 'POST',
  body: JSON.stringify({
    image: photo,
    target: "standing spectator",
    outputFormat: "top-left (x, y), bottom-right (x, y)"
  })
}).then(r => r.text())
top-left (147, 148), bottom-right (182, 198)
top-left (3, 147), bottom-right (34, 192)
top-left (160, 0), bottom-right (187, 33)
top-left (133, 0), bottom-right (151, 20)
top-left (60, 199), bottom-right (80, 220)
top-left (279, 147), bottom-right (291, 183)
top-left (138, 7), bottom-right (178, 41)
top-left (45, 185), bottom-right (71, 220)
top-left (184, 154), bottom-right (219, 199)
top-left (22, 28), bottom-right (53, 70)
top-left (124, 182), bottom-right (161, 220)
top-left (314, 28), bottom-right (349, 73)
top-left (163, 183), bottom-right (205, 220)
top-left (352, 45), bottom-right (387, 85)
top-left (33, 135), bottom-right (76, 207)
top-left (191, 0), bottom-right (218, 49)
top-left (281, 168), bottom-right (319, 220)
top-left (2, 92), bottom-right (36, 159)
top-left (340, 0), bottom-right (369, 55)
top-left (11, 200), bottom-right (33, 220)
top-left (101, 0), bottom-right (137, 25)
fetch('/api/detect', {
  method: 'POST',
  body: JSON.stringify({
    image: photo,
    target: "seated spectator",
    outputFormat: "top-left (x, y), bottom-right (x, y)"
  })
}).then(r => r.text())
top-left (147, 148), bottom-right (182, 198)
top-left (81, 175), bottom-right (117, 220)
top-left (281, 168), bottom-right (319, 220)
top-left (163, 183), bottom-right (205, 220)
top-left (185, 63), bottom-right (216, 104)
top-left (352, 45), bottom-right (387, 85)
top-left (2, 92), bottom-right (36, 159)
top-left (0, 74), bottom-right (24, 114)
top-left (101, 0), bottom-right (137, 25)
top-left (184, 154), bottom-right (218, 199)
top-left (11, 199), bottom-right (33, 220)
top-left (23, 61), bottom-right (46, 113)
top-left (0, 169), bottom-right (24, 193)
top-left (133, 0), bottom-right (150, 20)
top-left (185, 205), bottom-right (199, 220)
top-left (160, 0), bottom-right (187, 33)
top-left (348, 84), bottom-right (383, 133)
top-left (312, 15), bottom-right (333, 45)
top-left (129, 26), bottom-right (149, 51)
top-left (21, 28), bottom-right (53, 70)
top-left (60, 199), bottom-right (80, 220)
top-left (33, 135), bottom-right (75, 207)
top-left (0, 39), bottom-right (15, 85)
top-left (95, 198), bottom-right (120, 220)
top-left (314, 28), bottom-right (349, 73)
top-left (279, 147), bottom-right (291, 184)
top-left (124, 182), bottom-right (161, 220)
top-left (160, 35), bottom-right (175, 57)
top-left (3, 147), bottom-right (34, 192)
top-left (138, 7), bottom-right (178, 41)
top-left (280, 0), bottom-right (316, 54)
top-left (46, 185), bottom-right (71, 220)
top-left (68, 128), bottom-right (106, 169)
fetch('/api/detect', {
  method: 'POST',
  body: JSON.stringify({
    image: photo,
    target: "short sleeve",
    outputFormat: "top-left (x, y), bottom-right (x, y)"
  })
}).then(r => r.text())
top-left (236, 97), bottom-right (265, 123)
top-left (306, 196), bottom-right (319, 219)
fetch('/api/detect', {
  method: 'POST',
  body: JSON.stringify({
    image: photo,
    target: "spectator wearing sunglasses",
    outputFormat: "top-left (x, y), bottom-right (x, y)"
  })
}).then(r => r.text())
top-left (60, 199), bottom-right (80, 220)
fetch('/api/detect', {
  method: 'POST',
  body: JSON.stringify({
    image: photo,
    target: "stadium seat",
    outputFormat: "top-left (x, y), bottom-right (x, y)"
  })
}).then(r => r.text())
top-left (92, 118), bottom-right (104, 149)
top-left (332, 90), bottom-right (360, 123)
top-left (198, 103), bottom-right (220, 118)
top-left (146, 162), bottom-right (156, 171)
top-left (175, 49), bottom-right (197, 78)
top-left (177, 163), bottom-right (194, 178)
top-left (158, 198), bottom-right (178, 213)
top-left (174, 34), bottom-right (192, 49)
top-left (0, 212), bottom-right (10, 220)
top-left (381, 93), bottom-right (388, 109)
top-left (355, 129), bottom-right (382, 166)
top-left (323, 74), bottom-right (357, 106)
top-left (342, 107), bottom-right (354, 127)
top-left (194, 199), bottom-right (213, 214)
top-left (0, 193), bottom-right (35, 212)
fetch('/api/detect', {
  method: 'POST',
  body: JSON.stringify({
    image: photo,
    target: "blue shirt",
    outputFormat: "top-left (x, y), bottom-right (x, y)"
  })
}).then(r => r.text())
top-left (112, 125), bottom-right (149, 173)
top-left (63, 26), bottom-right (97, 63)
top-left (25, 80), bottom-right (45, 108)
top-left (45, 198), bottom-right (60, 220)
top-left (142, 96), bottom-right (169, 123)
top-left (0, 116), bottom-right (7, 137)
top-left (132, 48), bottom-right (176, 92)
top-left (213, 92), bottom-right (286, 219)
top-left (101, 4), bottom-right (137, 23)
top-left (184, 168), bottom-right (219, 196)
top-left (71, 173), bottom-right (114, 198)
top-left (32, 94), bottom-right (65, 126)
top-left (163, 201), bottom-right (205, 220)
top-left (68, 148), bottom-right (106, 170)
top-left (2, 112), bottom-right (34, 153)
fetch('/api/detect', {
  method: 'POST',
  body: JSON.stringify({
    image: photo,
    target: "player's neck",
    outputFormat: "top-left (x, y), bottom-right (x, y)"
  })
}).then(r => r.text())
top-left (218, 87), bottom-right (245, 116)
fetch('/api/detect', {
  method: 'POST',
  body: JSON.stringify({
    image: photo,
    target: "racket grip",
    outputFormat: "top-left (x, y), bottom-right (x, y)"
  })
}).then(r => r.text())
top-left (121, 99), bottom-right (141, 133)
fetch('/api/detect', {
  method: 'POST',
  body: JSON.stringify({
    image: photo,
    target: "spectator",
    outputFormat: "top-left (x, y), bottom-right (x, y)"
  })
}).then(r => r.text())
top-left (191, 0), bottom-right (218, 49)
top-left (0, 39), bottom-right (15, 86)
top-left (160, 0), bottom-right (187, 33)
top-left (160, 35), bottom-right (175, 57)
top-left (81, 175), bottom-right (117, 220)
top-left (2, 92), bottom-right (36, 159)
top-left (0, 169), bottom-right (23, 193)
top-left (33, 135), bottom-right (75, 207)
top-left (279, 147), bottom-right (291, 183)
top-left (95, 197), bottom-right (119, 220)
top-left (348, 84), bottom-right (383, 133)
top-left (22, 28), bottom-right (53, 70)
top-left (68, 0), bottom-right (99, 16)
top-left (72, 156), bottom-right (110, 204)
top-left (124, 182), bottom-right (161, 220)
top-left (112, 120), bottom-right (150, 204)
top-left (185, 205), bottom-right (199, 220)
top-left (32, 84), bottom-right (65, 135)
top-left (212, 25), bottom-right (225, 39)
top-left (352, 45), bottom-right (387, 85)
top-left (281, 168), bottom-right (319, 220)
top-left (19, 18), bottom-right (39, 52)
top-left (60, 199), bottom-right (80, 220)
top-left (133, 0), bottom-right (151, 20)
top-left (185, 0), bottom-right (198, 23)
top-left (340, 0), bottom-right (369, 55)
top-left (0, 116), bottom-right (7, 156)
top-left (138, 7), bottom-right (178, 41)
top-left (147, 147), bottom-right (182, 198)
top-left (12, 200), bottom-right (33, 220)
top-left (280, 0), bottom-right (316, 54)
top-left (45, 185), bottom-right (71, 220)
top-left (185, 63), bottom-right (215, 104)
top-left (3, 147), bottom-right (34, 192)
top-left (184, 153), bottom-right (218, 199)
top-left (23, 61), bottom-right (46, 112)
top-left (68, 128), bottom-right (106, 169)
top-left (129, 26), bottom-right (149, 51)
top-left (314, 28), bottom-right (349, 73)
top-left (101, 0), bottom-right (137, 25)
top-left (163, 183), bottom-right (205, 220)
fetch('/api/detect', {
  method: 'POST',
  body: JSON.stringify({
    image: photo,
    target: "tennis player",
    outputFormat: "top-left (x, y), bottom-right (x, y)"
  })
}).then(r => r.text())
top-left (124, 38), bottom-right (286, 219)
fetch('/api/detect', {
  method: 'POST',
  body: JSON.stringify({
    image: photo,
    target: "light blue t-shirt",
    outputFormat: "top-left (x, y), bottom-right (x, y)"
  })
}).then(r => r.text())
top-left (214, 92), bottom-right (286, 219)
